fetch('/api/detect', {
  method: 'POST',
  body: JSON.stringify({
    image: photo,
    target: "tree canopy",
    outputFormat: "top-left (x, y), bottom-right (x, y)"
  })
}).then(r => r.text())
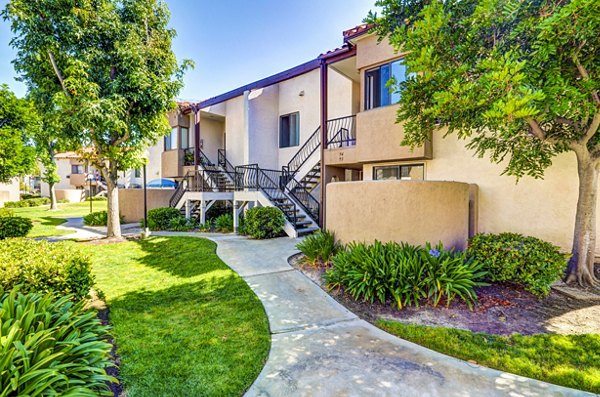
top-left (4, 0), bottom-right (191, 236)
top-left (0, 84), bottom-right (37, 183)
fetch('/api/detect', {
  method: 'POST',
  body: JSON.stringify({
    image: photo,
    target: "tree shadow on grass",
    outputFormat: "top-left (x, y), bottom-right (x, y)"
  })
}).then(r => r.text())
top-left (108, 275), bottom-right (270, 397)
top-left (132, 236), bottom-right (227, 279)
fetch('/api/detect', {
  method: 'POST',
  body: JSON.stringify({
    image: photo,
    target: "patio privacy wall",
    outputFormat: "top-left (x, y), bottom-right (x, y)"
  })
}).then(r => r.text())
top-left (119, 189), bottom-right (172, 223)
top-left (326, 180), bottom-right (472, 250)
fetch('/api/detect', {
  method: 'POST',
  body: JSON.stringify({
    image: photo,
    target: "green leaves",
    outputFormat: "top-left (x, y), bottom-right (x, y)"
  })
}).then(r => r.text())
top-left (325, 241), bottom-right (488, 309)
top-left (0, 288), bottom-right (115, 396)
top-left (367, 0), bottom-right (600, 178)
top-left (467, 233), bottom-right (569, 296)
top-left (296, 230), bottom-right (342, 265)
top-left (243, 207), bottom-right (285, 239)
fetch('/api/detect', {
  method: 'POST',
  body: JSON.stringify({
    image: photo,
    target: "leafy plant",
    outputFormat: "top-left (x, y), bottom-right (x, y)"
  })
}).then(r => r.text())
top-left (297, 230), bottom-right (341, 265)
top-left (243, 207), bottom-right (285, 239)
top-left (467, 233), bottom-right (568, 297)
top-left (4, 197), bottom-right (50, 208)
top-left (0, 288), bottom-right (116, 395)
top-left (325, 241), bottom-right (487, 309)
top-left (147, 207), bottom-right (182, 231)
top-left (214, 213), bottom-right (234, 233)
top-left (83, 210), bottom-right (123, 226)
top-left (168, 216), bottom-right (195, 232)
top-left (0, 214), bottom-right (33, 239)
top-left (0, 238), bottom-right (94, 299)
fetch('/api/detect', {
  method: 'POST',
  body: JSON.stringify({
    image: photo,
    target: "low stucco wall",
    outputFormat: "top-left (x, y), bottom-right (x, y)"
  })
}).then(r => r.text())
top-left (56, 189), bottom-right (85, 203)
top-left (326, 180), bottom-right (471, 250)
top-left (119, 189), bottom-right (173, 223)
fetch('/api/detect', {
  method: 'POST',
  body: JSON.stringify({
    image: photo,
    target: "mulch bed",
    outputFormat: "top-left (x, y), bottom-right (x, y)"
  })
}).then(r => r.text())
top-left (290, 253), bottom-right (600, 336)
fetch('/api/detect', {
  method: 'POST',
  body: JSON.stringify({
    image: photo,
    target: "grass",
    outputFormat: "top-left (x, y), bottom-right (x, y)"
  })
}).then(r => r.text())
top-left (78, 236), bottom-right (270, 397)
top-left (11, 201), bottom-right (106, 237)
top-left (378, 320), bottom-right (600, 394)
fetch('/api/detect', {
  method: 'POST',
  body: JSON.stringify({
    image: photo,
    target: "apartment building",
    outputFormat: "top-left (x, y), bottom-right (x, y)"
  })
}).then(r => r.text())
top-left (118, 24), bottom-right (590, 253)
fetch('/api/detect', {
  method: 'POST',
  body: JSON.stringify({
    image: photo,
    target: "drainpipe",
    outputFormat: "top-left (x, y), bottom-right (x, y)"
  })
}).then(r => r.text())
top-left (319, 59), bottom-right (328, 228)
top-left (191, 103), bottom-right (201, 169)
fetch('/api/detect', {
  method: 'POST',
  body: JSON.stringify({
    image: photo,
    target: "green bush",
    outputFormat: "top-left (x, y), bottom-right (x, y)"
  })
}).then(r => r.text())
top-left (467, 233), bottom-right (568, 297)
top-left (297, 230), bottom-right (341, 265)
top-left (90, 196), bottom-right (107, 201)
top-left (20, 193), bottom-right (41, 200)
top-left (214, 213), bottom-right (234, 233)
top-left (4, 197), bottom-right (51, 208)
top-left (0, 288), bottom-right (115, 395)
top-left (83, 210), bottom-right (124, 226)
top-left (243, 207), bottom-right (285, 239)
top-left (168, 216), bottom-right (195, 232)
top-left (0, 239), bottom-right (94, 299)
top-left (0, 215), bottom-right (33, 239)
top-left (147, 207), bottom-right (182, 231)
top-left (325, 241), bottom-right (487, 309)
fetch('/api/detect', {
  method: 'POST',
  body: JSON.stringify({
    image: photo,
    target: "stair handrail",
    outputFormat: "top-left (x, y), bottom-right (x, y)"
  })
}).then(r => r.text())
top-left (169, 172), bottom-right (189, 207)
top-left (285, 178), bottom-right (320, 223)
top-left (218, 149), bottom-right (237, 180)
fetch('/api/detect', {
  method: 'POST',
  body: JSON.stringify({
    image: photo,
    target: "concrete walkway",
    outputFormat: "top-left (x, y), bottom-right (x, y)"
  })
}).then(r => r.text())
top-left (48, 217), bottom-right (141, 241)
top-left (153, 232), bottom-right (594, 397)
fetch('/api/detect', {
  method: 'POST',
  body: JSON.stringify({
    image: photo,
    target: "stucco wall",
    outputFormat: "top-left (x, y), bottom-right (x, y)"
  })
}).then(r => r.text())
top-left (56, 189), bottom-right (85, 203)
top-left (118, 189), bottom-right (173, 223)
top-left (224, 96), bottom-right (246, 166)
top-left (200, 117), bottom-right (225, 165)
top-left (361, 132), bottom-right (598, 254)
top-left (356, 34), bottom-right (400, 71)
top-left (327, 180), bottom-right (471, 250)
top-left (249, 86), bottom-right (279, 169)
top-left (0, 178), bottom-right (20, 206)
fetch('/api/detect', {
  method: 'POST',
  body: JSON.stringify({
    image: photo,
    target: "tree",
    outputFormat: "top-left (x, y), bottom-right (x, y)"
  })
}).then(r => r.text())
top-left (367, 0), bottom-right (600, 286)
top-left (0, 84), bottom-right (37, 184)
top-left (3, 0), bottom-right (190, 237)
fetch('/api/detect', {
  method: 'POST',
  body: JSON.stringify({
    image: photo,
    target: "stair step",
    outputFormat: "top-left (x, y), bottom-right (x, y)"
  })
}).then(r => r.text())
top-left (297, 226), bottom-right (320, 236)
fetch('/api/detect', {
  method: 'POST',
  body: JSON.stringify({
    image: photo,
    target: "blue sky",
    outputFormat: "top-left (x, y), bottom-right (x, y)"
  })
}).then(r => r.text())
top-left (0, 1), bottom-right (376, 100)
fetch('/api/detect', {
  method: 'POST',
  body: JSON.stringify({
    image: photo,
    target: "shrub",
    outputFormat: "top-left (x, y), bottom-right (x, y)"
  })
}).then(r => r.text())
top-left (83, 210), bottom-right (124, 226)
top-left (20, 193), bottom-right (41, 200)
top-left (244, 207), bottom-right (285, 239)
top-left (297, 230), bottom-right (341, 265)
top-left (0, 215), bottom-right (33, 239)
top-left (0, 239), bottom-right (94, 299)
top-left (325, 241), bottom-right (487, 309)
top-left (90, 196), bottom-right (107, 202)
top-left (4, 197), bottom-right (51, 208)
top-left (147, 207), bottom-right (182, 231)
top-left (214, 213), bottom-right (234, 233)
top-left (169, 216), bottom-right (195, 232)
top-left (0, 288), bottom-right (115, 395)
top-left (467, 233), bottom-right (568, 297)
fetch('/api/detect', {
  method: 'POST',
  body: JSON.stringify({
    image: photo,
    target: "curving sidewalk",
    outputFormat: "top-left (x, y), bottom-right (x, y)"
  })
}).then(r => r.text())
top-left (152, 232), bottom-right (594, 397)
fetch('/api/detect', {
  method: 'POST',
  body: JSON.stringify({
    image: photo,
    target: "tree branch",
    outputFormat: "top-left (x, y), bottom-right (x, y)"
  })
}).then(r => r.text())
top-left (526, 118), bottom-right (549, 141)
top-left (573, 53), bottom-right (600, 105)
top-left (582, 112), bottom-right (600, 146)
top-left (48, 51), bottom-right (70, 97)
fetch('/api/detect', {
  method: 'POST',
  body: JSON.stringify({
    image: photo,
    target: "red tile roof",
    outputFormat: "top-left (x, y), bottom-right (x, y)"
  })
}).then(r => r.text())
top-left (342, 23), bottom-right (374, 41)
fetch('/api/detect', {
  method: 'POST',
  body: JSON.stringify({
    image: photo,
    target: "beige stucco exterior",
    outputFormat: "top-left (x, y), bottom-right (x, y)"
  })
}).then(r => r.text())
top-left (118, 189), bottom-right (173, 223)
top-left (0, 178), bottom-right (20, 207)
top-left (327, 180), bottom-right (471, 250)
top-left (55, 189), bottom-right (85, 203)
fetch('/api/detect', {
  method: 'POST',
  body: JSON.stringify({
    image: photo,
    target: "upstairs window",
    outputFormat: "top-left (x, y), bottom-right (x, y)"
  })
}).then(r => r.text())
top-left (365, 59), bottom-right (407, 110)
top-left (71, 165), bottom-right (85, 174)
top-left (180, 127), bottom-right (190, 149)
top-left (373, 164), bottom-right (424, 181)
top-left (164, 127), bottom-right (178, 150)
top-left (279, 112), bottom-right (300, 148)
top-left (134, 169), bottom-right (141, 178)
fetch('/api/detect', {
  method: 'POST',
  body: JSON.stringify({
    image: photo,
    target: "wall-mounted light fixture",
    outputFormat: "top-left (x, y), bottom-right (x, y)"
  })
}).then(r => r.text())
top-left (299, 90), bottom-right (305, 97)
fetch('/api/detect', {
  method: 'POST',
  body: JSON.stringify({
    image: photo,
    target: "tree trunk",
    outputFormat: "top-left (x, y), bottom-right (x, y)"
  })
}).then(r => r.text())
top-left (102, 164), bottom-right (122, 239)
top-left (49, 181), bottom-right (58, 210)
top-left (565, 148), bottom-right (600, 286)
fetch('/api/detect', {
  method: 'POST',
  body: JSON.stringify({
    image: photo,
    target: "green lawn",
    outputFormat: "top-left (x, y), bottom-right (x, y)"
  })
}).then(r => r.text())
top-left (11, 201), bottom-right (106, 237)
top-left (79, 236), bottom-right (270, 397)
top-left (378, 320), bottom-right (600, 394)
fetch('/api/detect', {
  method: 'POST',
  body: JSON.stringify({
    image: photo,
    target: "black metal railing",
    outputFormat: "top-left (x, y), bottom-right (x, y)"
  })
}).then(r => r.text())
top-left (287, 178), bottom-right (320, 222)
top-left (183, 148), bottom-right (215, 167)
top-left (235, 164), bottom-right (297, 225)
top-left (325, 115), bottom-right (356, 148)
top-left (169, 168), bottom-right (234, 208)
top-left (218, 149), bottom-right (236, 180)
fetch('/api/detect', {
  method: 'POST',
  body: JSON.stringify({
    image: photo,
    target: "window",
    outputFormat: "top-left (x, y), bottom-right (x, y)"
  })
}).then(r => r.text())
top-left (71, 165), bottom-right (85, 174)
top-left (279, 112), bottom-right (300, 148)
top-left (180, 127), bottom-right (189, 149)
top-left (134, 169), bottom-right (141, 178)
top-left (373, 164), bottom-right (424, 181)
top-left (164, 127), bottom-right (178, 150)
top-left (365, 59), bottom-right (407, 110)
